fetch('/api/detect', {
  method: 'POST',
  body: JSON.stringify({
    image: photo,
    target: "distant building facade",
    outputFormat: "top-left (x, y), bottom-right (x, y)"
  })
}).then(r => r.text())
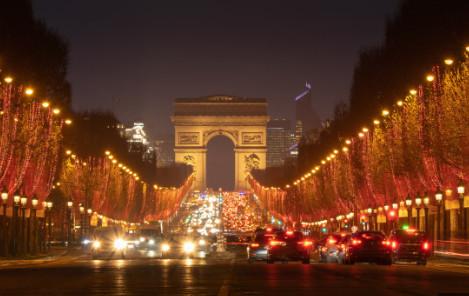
top-left (153, 134), bottom-right (175, 167)
top-left (266, 119), bottom-right (292, 167)
top-left (119, 122), bottom-right (156, 164)
top-left (295, 82), bottom-right (323, 143)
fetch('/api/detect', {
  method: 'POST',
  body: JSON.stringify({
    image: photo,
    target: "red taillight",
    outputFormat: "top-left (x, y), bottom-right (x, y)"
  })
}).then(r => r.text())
top-left (298, 241), bottom-right (313, 247)
top-left (286, 231), bottom-right (294, 235)
top-left (352, 239), bottom-right (362, 245)
top-left (251, 243), bottom-right (259, 247)
top-left (266, 227), bottom-right (272, 232)
top-left (382, 240), bottom-right (391, 246)
top-left (270, 240), bottom-right (282, 246)
top-left (423, 242), bottom-right (429, 250)
top-left (391, 241), bottom-right (397, 249)
top-left (328, 239), bottom-right (337, 244)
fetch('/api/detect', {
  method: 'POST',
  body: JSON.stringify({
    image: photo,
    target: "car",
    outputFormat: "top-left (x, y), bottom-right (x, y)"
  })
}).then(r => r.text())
top-left (247, 232), bottom-right (275, 262)
top-left (91, 226), bottom-right (127, 259)
top-left (266, 230), bottom-right (313, 264)
top-left (342, 231), bottom-right (393, 265)
top-left (389, 228), bottom-right (430, 265)
top-left (162, 234), bottom-right (204, 259)
top-left (319, 234), bottom-right (349, 264)
top-left (136, 226), bottom-right (163, 254)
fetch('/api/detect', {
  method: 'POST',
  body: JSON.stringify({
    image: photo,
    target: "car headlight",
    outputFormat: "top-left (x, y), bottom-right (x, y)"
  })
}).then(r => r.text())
top-left (83, 239), bottom-right (91, 245)
top-left (114, 239), bottom-right (126, 250)
top-left (140, 237), bottom-right (145, 242)
top-left (149, 239), bottom-right (155, 245)
top-left (93, 241), bottom-right (100, 248)
top-left (162, 244), bottom-right (170, 252)
top-left (199, 239), bottom-right (206, 245)
top-left (183, 242), bottom-right (195, 253)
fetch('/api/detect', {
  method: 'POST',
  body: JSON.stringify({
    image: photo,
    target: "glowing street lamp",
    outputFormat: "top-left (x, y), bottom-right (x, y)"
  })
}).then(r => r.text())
top-left (405, 194), bottom-right (413, 227)
top-left (457, 179), bottom-right (466, 238)
top-left (435, 187), bottom-right (444, 240)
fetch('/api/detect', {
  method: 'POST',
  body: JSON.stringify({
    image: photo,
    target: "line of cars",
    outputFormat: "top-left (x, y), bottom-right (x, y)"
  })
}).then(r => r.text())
top-left (317, 228), bottom-right (430, 265)
top-left (89, 226), bottom-right (212, 259)
top-left (247, 227), bottom-right (430, 265)
top-left (247, 228), bottom-right (313, 264)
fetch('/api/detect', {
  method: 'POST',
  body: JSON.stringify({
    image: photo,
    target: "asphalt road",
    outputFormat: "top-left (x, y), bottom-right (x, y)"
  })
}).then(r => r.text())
top-left (0, 251), bottom-right (468, 296)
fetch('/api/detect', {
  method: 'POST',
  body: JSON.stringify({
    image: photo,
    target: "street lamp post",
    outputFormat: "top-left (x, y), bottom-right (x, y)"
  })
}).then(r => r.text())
top-left (79, 204), bottom-right (84, 243)
top-left (20, 195), bottom-right (27, 255)
top-left (1, 187), bottom-right (8, 256)
top-left (67, 200), bottom-right (73, 248)
top-left (46, 201), bottom-right (53, 252)
top-left (457, 179), bottom-right (466, 239)
top-left (423, 192), bottom-right (430, 236)
top-left (31, 196), bottom-right (38, 255)
top-left (392, 200), bottom-right (399, 230)
top-left (384, 205), bottom-right (389, 234)
top-left (435, 187), bottom-right (443, 240)
top-left (415, 194), bottom-right (422, 230)
top-left (87, 208), bottom-right (92, 235)
top-left (12, 191), bottom-right (20, 256)
top-left (367, 205), bottom-right (372, 230)
top-left (405, 194), bottom-right (413, 227)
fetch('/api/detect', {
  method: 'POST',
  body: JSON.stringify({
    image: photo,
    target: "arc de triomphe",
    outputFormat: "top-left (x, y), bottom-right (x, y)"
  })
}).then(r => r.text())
top-left (171, 96), bottom-right (269, 191)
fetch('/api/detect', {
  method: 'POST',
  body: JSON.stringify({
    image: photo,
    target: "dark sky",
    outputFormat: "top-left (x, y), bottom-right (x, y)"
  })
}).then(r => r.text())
top-left (32, 0), bottom-right (400, 137)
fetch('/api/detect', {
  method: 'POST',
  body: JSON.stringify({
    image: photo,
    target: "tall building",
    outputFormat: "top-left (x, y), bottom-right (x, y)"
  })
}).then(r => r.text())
top-left (153, 134), bottom-right (175, 167)
top-left (295, 82), bottom-right (322, 142)
top-left (266, 119), bottom-right (292, 167)
top-left (120, 122), bottom-right (156, 164)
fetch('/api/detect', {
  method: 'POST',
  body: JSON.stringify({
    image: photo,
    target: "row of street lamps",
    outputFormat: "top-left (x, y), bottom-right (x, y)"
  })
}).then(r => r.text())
top-left (1, 187), bottom-right (53, 256)
top-left (314, 179), bottom-right (467, 241)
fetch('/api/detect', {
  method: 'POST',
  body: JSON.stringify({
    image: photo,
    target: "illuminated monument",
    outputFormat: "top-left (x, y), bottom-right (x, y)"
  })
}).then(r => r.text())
top-left (171, 96), bottom-right (269, 191)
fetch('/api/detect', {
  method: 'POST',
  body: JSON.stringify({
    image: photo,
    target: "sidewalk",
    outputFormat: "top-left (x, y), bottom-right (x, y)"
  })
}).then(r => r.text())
top-left (0, 246), bottom-right (70, 261)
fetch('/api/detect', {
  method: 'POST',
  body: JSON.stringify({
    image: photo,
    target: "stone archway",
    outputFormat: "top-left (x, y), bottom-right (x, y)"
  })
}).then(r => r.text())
top-left (171, 95), bottom-right (269, 191)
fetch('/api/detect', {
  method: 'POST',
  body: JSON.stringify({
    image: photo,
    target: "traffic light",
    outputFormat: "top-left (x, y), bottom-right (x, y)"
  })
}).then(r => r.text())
top-left (321, 223), bottom-right (327, 233)
top-left (343, 219), bottom-right (349, 228)
top-left (361, 215), bottom-right (366, 226)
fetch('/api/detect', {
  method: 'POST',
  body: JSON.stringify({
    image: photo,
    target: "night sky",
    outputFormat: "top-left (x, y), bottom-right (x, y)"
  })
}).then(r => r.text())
top-left (32, 0), bottom-right (400, 189)
top-left (32, 0), bottom-right (400, 135)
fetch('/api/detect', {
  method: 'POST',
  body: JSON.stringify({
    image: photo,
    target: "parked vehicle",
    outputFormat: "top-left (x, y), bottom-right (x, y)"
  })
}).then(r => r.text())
top-left (389, 229), bottom-right (430, 265)
top-left (267, 230), bottom-right (312, 264)
top-left (91, 226), bottom-right (127, 259)
top-left (343, 231), bottom-right (392, 265)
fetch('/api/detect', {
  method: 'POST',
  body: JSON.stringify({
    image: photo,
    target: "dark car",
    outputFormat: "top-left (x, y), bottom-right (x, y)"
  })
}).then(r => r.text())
top-left (389, 229), bottom-right (430, 265)
top-left (91, 226), bottom-right (127, 259)
top-left (162, 234), bottom-right (203, 259)
top-left (247, 233), bottom-right (275, 262)
top-left (319, 234), bottom-right (349, 263)
top-left (343, 231), bottom-right (392, 265)
top-left (267, 230), bottom-right (312, 264)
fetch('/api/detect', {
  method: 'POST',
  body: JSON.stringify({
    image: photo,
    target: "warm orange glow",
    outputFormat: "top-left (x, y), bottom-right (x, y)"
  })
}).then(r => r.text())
top-left (65, 119), bottom-right (72, 125)
top-left (397, 100), bottom-right (403, 106)
top-left (466, 46), bottom-right (469, 52)
top-left (4, 77), bottom-right (13, 83)
top-left (333, 149), bottom-right (339, 154)
top-left (112, 159), bottom-right (117, 163)
top-left (358, 133), bottom-right (364, 138)
top-left (382, 109), bottom-right (390, 116)
top-left (345, 139), bottom-right (351, 145)
top-left (52, 108), bottom-right (60, 114)
top-left (410, 89), bottom-right (417, 95)
top-left (373, 120), bottom-right (380, 125)
top-left (321, 160), bottom-right (326, 164)
top-left (342, 147), bottom-right (348, 152)
top-left (426, 75), bottom-right (434, 82)
top-left (362, 127), bottom-right (368, 132)
top-left (66, 150), bottom-right (72, 155)
top-left (108, 155), bottom-right (113, 159)
top-left (25, 88), bottom-right (34, 95)
top-left (42, 102), bottom-right (50, 108)
top-left (444, 59), bottom-right (453, 65)
top-left (105, 151), bottom-right (110, 155)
